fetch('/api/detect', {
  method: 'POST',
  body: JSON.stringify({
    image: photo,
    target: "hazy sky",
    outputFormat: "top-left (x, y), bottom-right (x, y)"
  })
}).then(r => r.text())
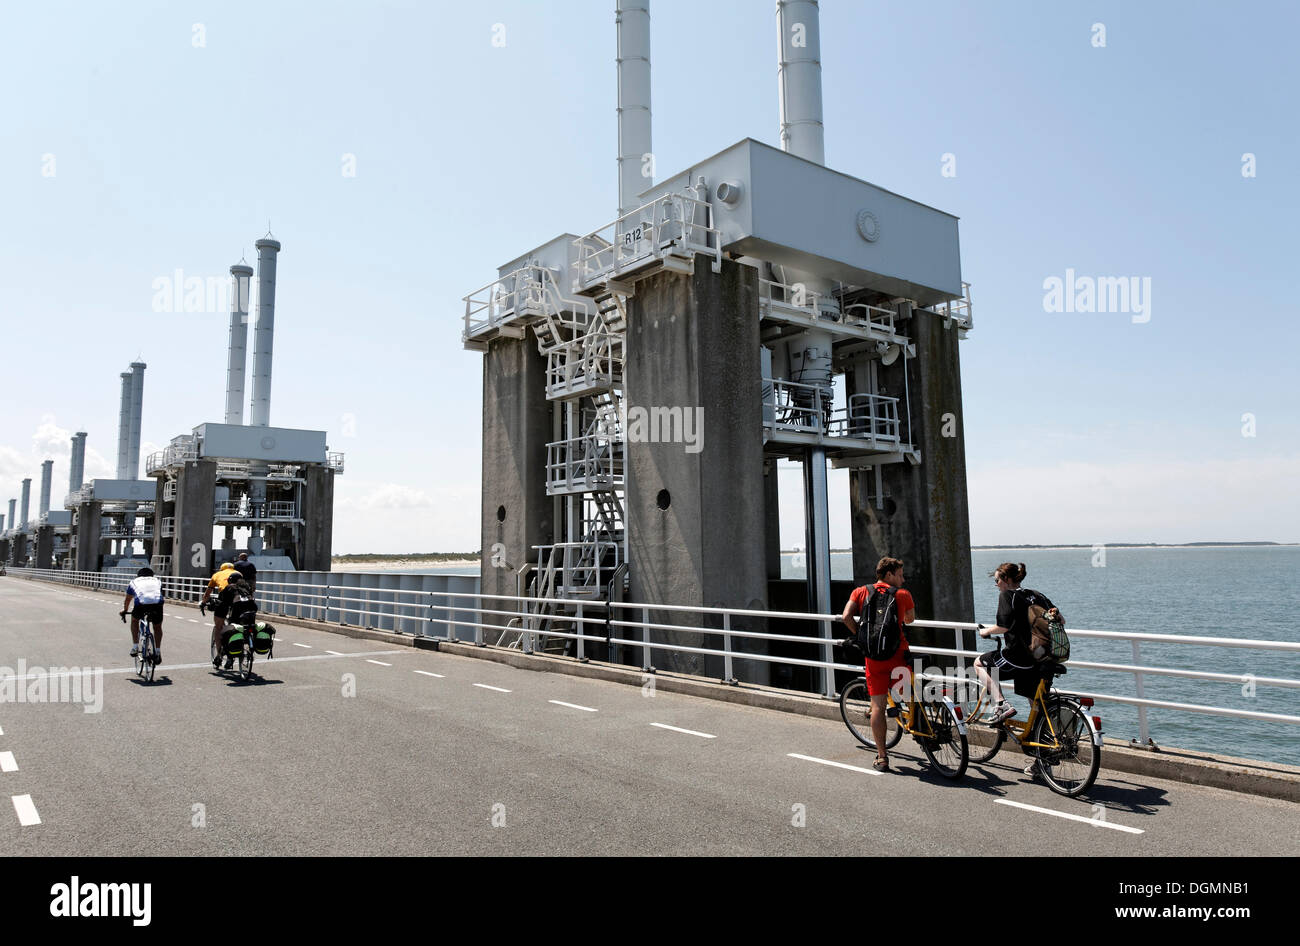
top-left (2, 0), bottom-right (1296, 551)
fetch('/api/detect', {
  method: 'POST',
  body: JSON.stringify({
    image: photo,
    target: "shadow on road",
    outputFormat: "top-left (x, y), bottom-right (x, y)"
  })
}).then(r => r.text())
top-left (127, 676), bottom-right (174, 687)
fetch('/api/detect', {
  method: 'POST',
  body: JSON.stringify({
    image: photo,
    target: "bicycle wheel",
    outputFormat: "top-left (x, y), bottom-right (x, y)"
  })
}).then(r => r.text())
top-left (839, 678), bottom-right (901, 749)
top-left (1033, 699), bottom-right (1101, 797)
top-left (916, 700), bottom-right (969, 780)
top-left (239, 646), bottom-right (254, 681)
top-left (142, 634), bottom-right (156, 682)
top-left (211, 635), bottom-right (221, 671)
top-left (134, 641), bottom-right (146, 678)
top-left (954, 683), bottom-right (1006, 764)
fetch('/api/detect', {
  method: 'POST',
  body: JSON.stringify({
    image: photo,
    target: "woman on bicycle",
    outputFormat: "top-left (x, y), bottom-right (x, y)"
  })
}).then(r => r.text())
top-left (842, 556), bottom-right (915, 771)
top-left (975, 562), bottom-right (1037, 726)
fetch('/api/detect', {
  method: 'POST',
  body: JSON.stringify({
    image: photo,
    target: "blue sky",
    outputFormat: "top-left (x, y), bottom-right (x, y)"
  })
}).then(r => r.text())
top-left (2, 0), bottom-right (1296, 551)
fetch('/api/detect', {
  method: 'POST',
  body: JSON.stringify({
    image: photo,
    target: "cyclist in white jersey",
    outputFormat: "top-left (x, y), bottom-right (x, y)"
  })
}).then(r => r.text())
top-left (120, 566), bottom-right (165, 664)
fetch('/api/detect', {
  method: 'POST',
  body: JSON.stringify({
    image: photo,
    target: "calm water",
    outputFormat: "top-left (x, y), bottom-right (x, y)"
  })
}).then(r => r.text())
top-left (349, 548), bottom-right (1300, 765)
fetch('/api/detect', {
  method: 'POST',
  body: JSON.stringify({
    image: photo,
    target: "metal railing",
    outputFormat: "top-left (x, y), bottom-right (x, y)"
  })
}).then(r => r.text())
top-left (146, 437), bottom-right (197, 474)
top-left (573, 193), bottom-right (721, 291)
top-left (9, 566), bottom-right (1300, 756)
top-left (763, 378), bottom-right (903, 445)
top-left (926, 280), bottom-right (973, 333)
top-left (462, 265), bottom-right (591, 345)
top-left (758, 279), bottom-right (901, 340)
top-left (546, 434), bottom-right (624, 495)
top-left (327, 452), bottom-right (345, 473)
top-left (212, 500), bottom-right (297, 520)
top-left (545, 331), bottom-right (623, 400)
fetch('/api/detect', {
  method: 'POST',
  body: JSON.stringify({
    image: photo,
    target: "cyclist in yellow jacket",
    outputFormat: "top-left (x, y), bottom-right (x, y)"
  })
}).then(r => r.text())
top-left (199, 561), bottom-right (238, 658)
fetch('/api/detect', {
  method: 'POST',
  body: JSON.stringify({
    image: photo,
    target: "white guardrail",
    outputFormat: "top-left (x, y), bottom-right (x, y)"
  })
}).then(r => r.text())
top-left (7, 567), bottom-right (1300, 750)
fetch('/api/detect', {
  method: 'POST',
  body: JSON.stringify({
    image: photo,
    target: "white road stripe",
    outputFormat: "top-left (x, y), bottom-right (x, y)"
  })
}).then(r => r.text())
top-left (0, 726), bottom-right (4, 735)
top-left (366, 659), bottom-right (392, 666)
top-left (11, 794), bottom-right (40, 826)
top-left (650, 722), bottom-right (715, 739)
top-left (414, 670), bottom-right (445, 678)
top-left (0, 752), bottom-right (16, 773)
top-left (473, 683), bottom-right (511, 693)
top-left (325, 650), bottom-right (344, 656)
top-left (549, 700), bottom-right (598, 712)
top-left (994, 798), bottom-right (1144, 834)
top-left (787, 752), bottom-right (881, 775)
top-left (292, 642), bottom-right (312, 648)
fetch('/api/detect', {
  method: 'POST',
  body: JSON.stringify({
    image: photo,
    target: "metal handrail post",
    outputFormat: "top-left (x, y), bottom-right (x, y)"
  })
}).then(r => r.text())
top-left (642, 606), bottom-right (651, 672)
top-left (1132, 639), bottom-right (1153, 748)
top-left (576, 603), bottom-right (586, 662)
top-left (722, 612), bottom-right (733, 684)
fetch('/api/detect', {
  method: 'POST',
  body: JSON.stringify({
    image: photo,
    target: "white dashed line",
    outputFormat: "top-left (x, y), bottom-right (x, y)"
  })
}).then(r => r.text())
top-left (0, 726), bottom-right (4, 735)
top-left (414, 670), bottom-right (445, 678)
top-left (787, 752), bottom-right (880, 775)
top-left (994, 799), bottom-right (1144, 834)
top-left (650, 722), bottom-right (715, 739)
top-left (11, 794), bottom-right (40, 826)
top-left (292, 643), bottom-right (311, 649)
top-left (0, 752), bottom-right (16, 773)
top-left (473, 683), bottom-right (511, 693)
top-left (325, 650), bottom-right (344, 656)
top-left (366, 659), bottom-right (392, 667)
top-left (549, 700), bottom-right (598, 712)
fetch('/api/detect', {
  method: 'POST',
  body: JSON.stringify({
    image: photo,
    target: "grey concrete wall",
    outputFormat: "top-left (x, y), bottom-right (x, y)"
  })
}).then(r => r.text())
top-left (626, 256), bottom-right (768, 680)
top-left (850, 305), bottom-right (975, 651)
top-left (174, 460), bottom-right (217, 579)
top-left (479, 333), bottom-right (553, 621)
top-left (75, 503), bottom-right (101, 572)
top-left (300, 466), bottom-right (334, 571)
top-left (0, 539), bottom-right (9, 564)
top-left (12, 534), bottom-right (29, 567)
top-left (152, 476), bottom-right (172, 566)
top-left (35, 526), bottom-right (54, 569)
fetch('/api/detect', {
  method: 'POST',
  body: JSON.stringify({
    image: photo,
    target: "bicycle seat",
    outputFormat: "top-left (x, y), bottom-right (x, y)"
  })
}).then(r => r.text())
top-left (1046, 663), bottom-right (1067, 677)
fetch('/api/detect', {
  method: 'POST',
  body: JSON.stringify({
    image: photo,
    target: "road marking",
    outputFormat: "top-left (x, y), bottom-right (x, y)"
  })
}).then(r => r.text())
top-left (549, 700), bottom-right (598, 712)
top-left (0, 752), bottom-right (16, 773)
top-left (787, 752), bottom-right (881, 775)
top-left (366, 659), bottom-right (392, 666)
top-left (414, 670), bottom-right (445, 678)
top-left (274, 637), bottom-right (284, 642)
top-left (0, 649), bottom-right (405, 682)
top-left (994, 798), bottom-right (1144, 834)
top-left (325, 650), bottom-right (344, 656)
top-left (292, 642), bottom-right (312, 648)
top-left (650, 722), bottom-right (716, 739)
top-left (473, 683), bottom-right (511, 693)
top-left (0, 726), bottom-right (4, 735)
top-left (11, 794), bottom-right (40, 826)
top-left (188, 619), bottom-right (200, 623)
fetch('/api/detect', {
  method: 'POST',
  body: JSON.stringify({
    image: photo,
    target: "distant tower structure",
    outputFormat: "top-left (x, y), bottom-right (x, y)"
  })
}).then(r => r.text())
top-left (68, 432), bottom-right (87, 494)
top-left (463, 0), bottom-right (975, 695)
top-left (225, 263), bottom-right (254, 425)
top-left (20, 478), bottom-right (31, 531)
top-left (249, 238), bottom-right (281, 428)
top-left (38, 460), bottom-right (53, 519)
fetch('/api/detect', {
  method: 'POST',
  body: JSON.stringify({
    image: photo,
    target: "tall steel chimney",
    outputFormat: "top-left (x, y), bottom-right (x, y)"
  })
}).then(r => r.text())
top-left (6, 500), bottom-right (14, 533)
top-left (225, 263), bottom-right (254, 425)
top-left (20, 478), bottom-right (31, 531)
top-left (116, 372), bottom-right (132, 478)
top-left (38, 460), bottom-right (53, 519)
top-left (249, 238), bottom-right (281, 427)
top-left (616, 0), bottom-right (652, 217)
top-left (127, 362), bottom-right (146, 479)
top-left (69, 432), bottom-right (87, 494)
top-left (776, 0), bottom-right (825, 165)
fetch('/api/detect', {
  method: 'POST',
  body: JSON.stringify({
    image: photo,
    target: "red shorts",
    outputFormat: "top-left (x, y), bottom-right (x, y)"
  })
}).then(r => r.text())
top-left (866, 647), bottom-right (911, 698)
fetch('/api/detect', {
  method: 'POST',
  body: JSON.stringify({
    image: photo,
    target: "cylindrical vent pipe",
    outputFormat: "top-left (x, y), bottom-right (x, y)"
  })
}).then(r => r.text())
top-left (225, 263), bottom-right (253, 425)
top-left (116, 372), bottom-right (132, 479)
top-left (6, 500), bottom-right (14, 533)
top-left (20, 478), bottom-right (31, 531)
top-left (776, 0), bottom-right (825, 165)
top-left (69, 432), bottom-right (87, 494)
top-left (126, 362), bottom-right (146, 480)
top-left (616, 0), bottom-right (652, 217)
top-left (249, 238), bottom-right (281, 428)
top-left (38, 460), bottom-right (53, 519)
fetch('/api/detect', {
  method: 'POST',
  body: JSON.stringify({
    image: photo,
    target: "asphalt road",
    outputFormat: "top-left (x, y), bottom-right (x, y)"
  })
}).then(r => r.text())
top-left (1, 577), bottom-right (1296, 856)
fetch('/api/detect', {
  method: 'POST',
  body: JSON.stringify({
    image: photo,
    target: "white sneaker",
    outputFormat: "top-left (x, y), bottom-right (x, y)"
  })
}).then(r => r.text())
top-left (988, 701), bottom-right (1017, 725)
top-left (1024, 760), bottom-right (1041, 779)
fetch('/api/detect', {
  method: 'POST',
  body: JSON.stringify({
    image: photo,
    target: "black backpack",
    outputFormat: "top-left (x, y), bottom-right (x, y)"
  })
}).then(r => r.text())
top-left (1017, 588), bottom-right (1069, 663)
top-left (857, 585), bottom-right (901, 660)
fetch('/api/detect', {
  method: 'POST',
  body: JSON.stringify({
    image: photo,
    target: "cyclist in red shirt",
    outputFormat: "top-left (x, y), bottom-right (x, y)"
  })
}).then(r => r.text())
top-left (842, 556), bottom-right (916, 771)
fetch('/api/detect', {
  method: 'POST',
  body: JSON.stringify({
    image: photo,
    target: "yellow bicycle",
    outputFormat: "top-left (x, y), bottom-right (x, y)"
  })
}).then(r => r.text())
top-left (839, 669), bottom-right (969, 779)
top-left (955, 656), bottom-right (1102, 797)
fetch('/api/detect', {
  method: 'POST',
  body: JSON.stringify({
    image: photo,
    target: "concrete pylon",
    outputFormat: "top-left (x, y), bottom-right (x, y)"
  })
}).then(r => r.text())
top-left (249, 238), bottom-right (281, 427)
top-left (20, 478), bottom-right (31, 530)
top-left (38, 459), bottom-right (53, 519)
